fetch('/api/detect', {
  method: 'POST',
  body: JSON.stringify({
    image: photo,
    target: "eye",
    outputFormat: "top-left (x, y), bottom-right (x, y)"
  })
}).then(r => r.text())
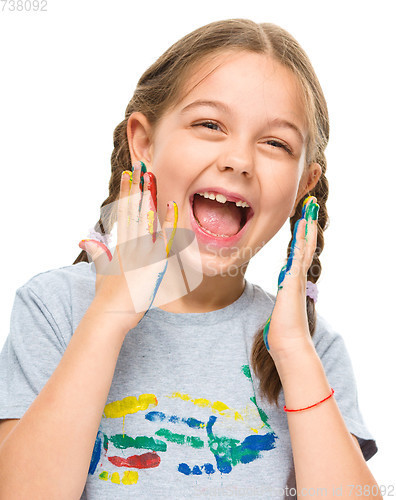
top-left (266, 140), bottom-right (293, 155)
top-left (193, 120), bottom-right (222, 132)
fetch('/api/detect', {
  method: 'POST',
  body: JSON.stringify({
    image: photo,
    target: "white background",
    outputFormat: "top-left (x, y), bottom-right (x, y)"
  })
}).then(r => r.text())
top-left (0, 0), bottom-right (394, 487)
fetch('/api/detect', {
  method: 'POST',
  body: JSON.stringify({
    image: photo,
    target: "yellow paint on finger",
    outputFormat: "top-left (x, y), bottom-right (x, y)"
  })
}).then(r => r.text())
top-left (173, 201), bottom-right (178, 223)
top-left (302, 195), bottom-right (316, 209)
top-left (147, 210), bottom-right (155, 235)
top-left (166, 201), bottom-right (178, 257)
top-left (122, 170), bottom-right (133, 186)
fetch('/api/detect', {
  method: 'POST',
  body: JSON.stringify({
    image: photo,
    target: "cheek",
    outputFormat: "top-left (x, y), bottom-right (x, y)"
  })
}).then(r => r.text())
top-left (153, 127), bottom-right (218, 169)
top-left (259, 167), bottom-right (300, 212)
top-left (259, 147), bottom-right (306, 215)
top-left (252, 168), bottom-right (302, 247)
top-left (151, 135), bottom-right (180, 172)
top-left (150, 130), bottom-right (217, 200)
top-left (150, 139), bottom-right (196, 223)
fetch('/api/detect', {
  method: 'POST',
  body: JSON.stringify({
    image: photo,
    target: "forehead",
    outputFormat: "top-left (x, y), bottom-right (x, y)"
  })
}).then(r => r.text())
top-left (176, 50), bottom-right (307, 130)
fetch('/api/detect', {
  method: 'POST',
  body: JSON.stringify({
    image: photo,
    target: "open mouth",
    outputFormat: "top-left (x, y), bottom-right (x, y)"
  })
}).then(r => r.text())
top-left (190, 192), bottom-right (254, 238)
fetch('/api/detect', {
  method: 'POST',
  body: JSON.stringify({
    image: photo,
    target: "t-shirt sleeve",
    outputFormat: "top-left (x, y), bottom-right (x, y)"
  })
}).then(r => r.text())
top-left (313, 315), bottom-right (378, 461)
top-left (0, 285), bottom-right (66, 419)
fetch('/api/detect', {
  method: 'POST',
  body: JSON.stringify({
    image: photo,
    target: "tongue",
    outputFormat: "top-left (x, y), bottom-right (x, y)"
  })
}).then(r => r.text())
top-left (193, 195), bottom-right (242, 236)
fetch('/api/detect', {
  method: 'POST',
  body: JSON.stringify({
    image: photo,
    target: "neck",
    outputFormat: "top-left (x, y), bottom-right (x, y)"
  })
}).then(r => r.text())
top-left (158, 264), bottom-right (248, 314)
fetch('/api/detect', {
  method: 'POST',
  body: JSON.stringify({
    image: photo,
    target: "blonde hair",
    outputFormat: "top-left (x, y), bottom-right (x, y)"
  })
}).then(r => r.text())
top-left (73, 18), bottom-right (330, 407)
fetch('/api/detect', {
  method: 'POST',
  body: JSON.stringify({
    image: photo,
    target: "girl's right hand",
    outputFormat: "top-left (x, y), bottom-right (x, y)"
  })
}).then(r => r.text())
top-left (78, 162), bottom-right (178, 332)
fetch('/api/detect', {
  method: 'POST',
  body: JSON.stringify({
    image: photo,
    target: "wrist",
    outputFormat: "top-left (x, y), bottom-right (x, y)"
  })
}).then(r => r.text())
top-left (271, 337), bottom-right (318, 373)
top-left (88, 296), bottom-right (144, 337)
top-left (271, 339), bottom-right (332, 412)
top-left (277, 353), bottom-right (333, 415)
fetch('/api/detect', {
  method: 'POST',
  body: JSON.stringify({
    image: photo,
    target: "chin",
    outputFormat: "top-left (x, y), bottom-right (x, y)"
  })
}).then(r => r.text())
top-left (186, 245), bottom-right (247, 279)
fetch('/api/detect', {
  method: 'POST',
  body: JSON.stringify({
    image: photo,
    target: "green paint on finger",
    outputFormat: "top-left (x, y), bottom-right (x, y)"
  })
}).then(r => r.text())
top-left (305, 202), bottom-right (319, 221)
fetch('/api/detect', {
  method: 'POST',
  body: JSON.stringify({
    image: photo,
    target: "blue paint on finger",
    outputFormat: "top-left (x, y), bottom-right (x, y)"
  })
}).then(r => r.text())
top-left (139, 161), bottom-right (147, 190)
top-left (277, 264), bottom-right (287, 291)
top-left (138, 173), bottom-right (145, 214)
top-left (143, 260), bottom-right (169, 317)
top-left (263, 316), bottom-right (271, 351)
top-left (263, 196), bottom-right (319, 353)
top-left (285, 218), bottom-right (303, 275)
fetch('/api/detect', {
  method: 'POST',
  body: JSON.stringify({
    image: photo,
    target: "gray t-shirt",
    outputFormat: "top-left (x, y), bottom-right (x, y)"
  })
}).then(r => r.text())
top-left (0, 262), bottom-right (377, 499)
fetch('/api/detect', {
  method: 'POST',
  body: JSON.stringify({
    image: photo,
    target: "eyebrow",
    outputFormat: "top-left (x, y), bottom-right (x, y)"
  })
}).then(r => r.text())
top-left (180, 99), bottom-right (305, 143)
top-left (180, 99), bottom-right (230, 115)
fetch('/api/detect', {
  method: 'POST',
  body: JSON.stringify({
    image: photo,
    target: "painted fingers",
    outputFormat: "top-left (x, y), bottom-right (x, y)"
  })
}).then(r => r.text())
top-left (263, 195), bottom-right (319, 352)
top-left (118, 162), bottom-right (178, 314)
top-left (278, 196), bottom-right (319, 291)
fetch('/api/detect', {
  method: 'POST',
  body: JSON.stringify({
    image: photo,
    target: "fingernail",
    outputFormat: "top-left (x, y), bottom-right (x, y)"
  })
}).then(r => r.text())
top-left (302, 196), bottom-right (316, 218)
top-left (79, 238), bottom-right (92, 250)
top-left (122, 170), bottom-right (133, 184)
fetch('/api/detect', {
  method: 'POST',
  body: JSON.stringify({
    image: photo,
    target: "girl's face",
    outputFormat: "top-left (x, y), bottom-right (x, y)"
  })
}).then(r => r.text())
top-left (131, 50), bottom-right (318, 276)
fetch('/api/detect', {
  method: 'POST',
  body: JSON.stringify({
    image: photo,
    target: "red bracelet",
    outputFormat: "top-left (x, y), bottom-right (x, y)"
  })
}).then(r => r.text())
top-left (284, 388), bottom-right (335, 412)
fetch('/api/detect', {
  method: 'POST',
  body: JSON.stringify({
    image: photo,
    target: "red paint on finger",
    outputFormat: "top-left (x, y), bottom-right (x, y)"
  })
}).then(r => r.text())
top-left (78, 239), bottom-right (113, 262)
top-left (145, 172), bottom-right (157, 211)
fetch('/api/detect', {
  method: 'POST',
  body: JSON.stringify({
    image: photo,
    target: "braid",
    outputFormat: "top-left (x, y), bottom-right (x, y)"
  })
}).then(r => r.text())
top-left (73, 116), bottom-right (132, 265)
top-left (304, 149), bottom-right (329, 332)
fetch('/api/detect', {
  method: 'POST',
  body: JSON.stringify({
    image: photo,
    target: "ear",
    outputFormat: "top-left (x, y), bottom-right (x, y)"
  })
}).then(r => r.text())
top-left (126, 112), bottom-right (154, 168)
top-left (289, 162), bottom-right (322, 217)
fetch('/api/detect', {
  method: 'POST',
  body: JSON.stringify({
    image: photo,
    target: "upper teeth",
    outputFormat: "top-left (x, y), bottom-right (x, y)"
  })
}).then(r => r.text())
top-left (196, 191), bottom-right (250, 208)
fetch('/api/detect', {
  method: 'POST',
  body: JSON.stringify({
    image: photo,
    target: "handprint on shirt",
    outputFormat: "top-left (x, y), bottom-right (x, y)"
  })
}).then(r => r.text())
top-left (88, 371), bottom-right (278, 486)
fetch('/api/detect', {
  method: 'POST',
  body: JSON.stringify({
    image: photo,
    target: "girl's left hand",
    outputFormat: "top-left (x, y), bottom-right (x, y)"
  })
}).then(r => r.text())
top-left (263, 196), bottom-right (319, 362)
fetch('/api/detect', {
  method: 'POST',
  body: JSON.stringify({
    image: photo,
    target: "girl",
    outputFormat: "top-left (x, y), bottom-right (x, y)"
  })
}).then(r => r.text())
top-left (0, 19), bottom-right (381, 499)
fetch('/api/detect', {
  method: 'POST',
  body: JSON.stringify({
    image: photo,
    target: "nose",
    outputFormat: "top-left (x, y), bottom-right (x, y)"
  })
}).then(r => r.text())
top-left (217, 139), bottom-right (254, 178)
